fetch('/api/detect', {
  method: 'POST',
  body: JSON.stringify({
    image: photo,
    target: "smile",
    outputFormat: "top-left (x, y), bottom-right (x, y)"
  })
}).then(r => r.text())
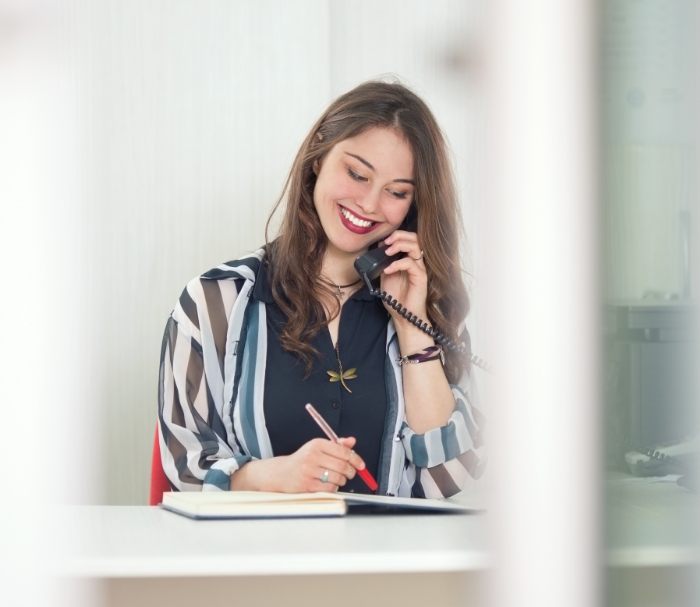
top-left (338, 205), bottom-right (378, 234)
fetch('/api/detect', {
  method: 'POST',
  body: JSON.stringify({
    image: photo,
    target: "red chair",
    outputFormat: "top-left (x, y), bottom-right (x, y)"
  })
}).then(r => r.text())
top-left (149, 426), bottom-right (171, 505)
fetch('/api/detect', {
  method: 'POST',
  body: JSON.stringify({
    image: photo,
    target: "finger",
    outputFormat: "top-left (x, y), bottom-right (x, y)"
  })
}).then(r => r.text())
top-left (354, 457), bottom-right (368, 474)
top-left (338, 436), bottom-right (356, 449)
top-left (383, 256), bottom-right (427, 277)
top-left (384, 231), bottom-right (419, 246)
top-left (315, 449), bottom-right (358, 479)
top-left (317, 438), bottom-right (366, 472)
top-left (383, 236), bottom-right (420, 257)
top-left (310, 480), bottom-right (340, 493)
top-left (318, 439), bottom-right (355, 461)
top-left (384, 243), bottom-right (423, 262)
top-left (307, 438), bottom-right (347, 459)
top-left (320, 446), bottom-right (366, 475)
top-left (384, 230), bottom-right (418, 245)
top-left (347, 449), bottom-right (367, 472)
top-left (317, 455), bottom-right (356, 480)
top-left (316, 467), bottom-right (348, 487)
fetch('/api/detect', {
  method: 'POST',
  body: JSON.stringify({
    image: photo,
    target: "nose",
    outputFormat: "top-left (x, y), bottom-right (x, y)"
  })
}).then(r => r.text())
top-left (355, 186), bottom-right (382, 216)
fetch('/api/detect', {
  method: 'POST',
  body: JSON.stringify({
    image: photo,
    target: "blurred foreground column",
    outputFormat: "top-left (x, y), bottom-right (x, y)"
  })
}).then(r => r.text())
top-left (483, 3), bottom-right (600, 607)
top-left (0, 1), bottom-right (100, 605)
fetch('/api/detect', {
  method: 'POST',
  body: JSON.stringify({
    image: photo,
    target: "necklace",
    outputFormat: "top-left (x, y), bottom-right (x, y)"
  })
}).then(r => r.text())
top-left (320, 275), bottom-right (362, 299)
top-left (326, 342), bottom-right (357, 393)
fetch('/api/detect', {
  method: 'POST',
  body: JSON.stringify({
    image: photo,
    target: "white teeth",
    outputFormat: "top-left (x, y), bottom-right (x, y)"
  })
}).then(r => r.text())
top-left (340, 207), bottom-right (373, 228)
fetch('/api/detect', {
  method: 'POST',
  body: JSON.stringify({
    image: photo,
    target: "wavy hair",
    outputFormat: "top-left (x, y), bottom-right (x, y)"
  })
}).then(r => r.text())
top-left (265, 81), bottom-right (470, 382)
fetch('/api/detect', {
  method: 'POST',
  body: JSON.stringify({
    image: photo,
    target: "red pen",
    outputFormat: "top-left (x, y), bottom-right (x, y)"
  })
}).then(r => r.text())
top-left (304, 402), bottom-right (378, 493)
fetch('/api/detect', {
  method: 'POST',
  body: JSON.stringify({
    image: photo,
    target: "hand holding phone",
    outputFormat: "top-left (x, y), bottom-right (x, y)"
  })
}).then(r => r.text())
top-left (353, 245), bottom-right (405, 281)
top-left (353, 213), bottom-right (490, 372)
top-left (354, 205), bottom-right (418, 280)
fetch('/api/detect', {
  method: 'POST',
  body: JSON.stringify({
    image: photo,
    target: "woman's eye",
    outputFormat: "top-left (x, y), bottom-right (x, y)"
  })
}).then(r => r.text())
top-left (389, 190), bottom-right (409, 200)
top-left (347, 168), bottom-right (368, 182)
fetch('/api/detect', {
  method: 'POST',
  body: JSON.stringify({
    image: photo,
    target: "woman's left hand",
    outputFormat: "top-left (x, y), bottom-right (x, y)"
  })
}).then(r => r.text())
top-left (380, 230), bottom-right (428, 327)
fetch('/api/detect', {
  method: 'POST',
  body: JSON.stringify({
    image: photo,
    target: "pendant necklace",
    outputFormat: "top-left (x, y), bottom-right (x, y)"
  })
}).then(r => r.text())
top-left (320, 275), bottom-right (362, 300)
top-left (321, 274), bottom-right (360, 392)
top-left (326, 342), bottom-right (357, 394)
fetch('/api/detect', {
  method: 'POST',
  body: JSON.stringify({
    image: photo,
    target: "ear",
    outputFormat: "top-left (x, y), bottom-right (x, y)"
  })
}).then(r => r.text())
top-left (312, 159), bottom-right (320, 175)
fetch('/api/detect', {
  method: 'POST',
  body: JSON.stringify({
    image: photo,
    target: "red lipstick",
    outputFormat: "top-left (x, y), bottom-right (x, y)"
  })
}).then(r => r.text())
top-left (337, 204), bottom-right (378, 235)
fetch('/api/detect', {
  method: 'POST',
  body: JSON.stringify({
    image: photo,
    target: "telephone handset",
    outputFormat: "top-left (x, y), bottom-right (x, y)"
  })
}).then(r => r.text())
top-left (354, 205), bottom-right (418, 283)
top-left (353, 209), bottom-right (490, 372)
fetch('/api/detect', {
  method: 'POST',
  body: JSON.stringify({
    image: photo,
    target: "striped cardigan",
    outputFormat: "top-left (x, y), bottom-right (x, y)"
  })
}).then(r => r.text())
top-left (158, 250), bottom-right (485, 498)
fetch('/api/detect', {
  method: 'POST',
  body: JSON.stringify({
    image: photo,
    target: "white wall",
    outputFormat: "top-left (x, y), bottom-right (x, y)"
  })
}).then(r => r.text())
top-left (68, 0), bottom-right (485, 504)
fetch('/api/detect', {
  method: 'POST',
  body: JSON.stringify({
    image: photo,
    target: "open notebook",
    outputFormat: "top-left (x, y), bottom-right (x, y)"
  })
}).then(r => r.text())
top-left (161, 490), bottom-right (483, 519)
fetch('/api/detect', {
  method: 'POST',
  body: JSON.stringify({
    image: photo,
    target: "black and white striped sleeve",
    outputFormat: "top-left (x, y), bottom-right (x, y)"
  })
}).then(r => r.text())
top-left (157, 276), bottom-right (252, 492)
top-left (401, 368), bottom-right (487, 499)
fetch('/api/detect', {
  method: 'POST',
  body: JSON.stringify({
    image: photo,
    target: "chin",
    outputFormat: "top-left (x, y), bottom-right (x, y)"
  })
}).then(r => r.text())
top-left (322, 216), bottom-right (393, 256)
top-left (324, 238), bottom-right (362, 257)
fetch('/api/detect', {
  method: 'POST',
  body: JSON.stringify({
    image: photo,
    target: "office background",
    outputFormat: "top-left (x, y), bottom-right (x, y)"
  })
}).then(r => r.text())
top-left (1, 1), bottom-right (697, 606)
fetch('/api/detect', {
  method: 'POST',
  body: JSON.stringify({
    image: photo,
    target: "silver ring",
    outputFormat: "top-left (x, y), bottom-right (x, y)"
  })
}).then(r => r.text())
top-left (411, 249), bottom-right (424, 261)
top-left (320, 470), bottom-right (330, 483)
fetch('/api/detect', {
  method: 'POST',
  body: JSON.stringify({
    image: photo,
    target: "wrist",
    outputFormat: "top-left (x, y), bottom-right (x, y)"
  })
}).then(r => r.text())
top-left (395, 322), bottom-right (435, 354)
top-left (231, 457), bottom-right (286, 492)
top-left (398, 344), bottom-right (444, 366)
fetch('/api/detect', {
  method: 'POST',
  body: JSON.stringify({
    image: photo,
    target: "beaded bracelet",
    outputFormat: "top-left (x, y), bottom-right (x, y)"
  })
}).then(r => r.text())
top-left (397, 345), bottom-right (443, 366)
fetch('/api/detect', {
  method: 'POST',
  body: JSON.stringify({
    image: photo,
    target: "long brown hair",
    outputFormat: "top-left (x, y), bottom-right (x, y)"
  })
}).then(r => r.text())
top-left (265, 81), bottom-right (470, 382)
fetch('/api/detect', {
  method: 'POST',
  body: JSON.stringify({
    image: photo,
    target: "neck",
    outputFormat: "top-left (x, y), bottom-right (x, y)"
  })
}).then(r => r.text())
top-left (321, 247), bottom-right (362, 286)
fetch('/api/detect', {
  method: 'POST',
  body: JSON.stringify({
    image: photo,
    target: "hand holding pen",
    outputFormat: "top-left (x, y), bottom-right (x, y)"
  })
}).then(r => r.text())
top-left (231, 404), bottom-right (377, 494)
top-left (305, 403), bottom-right (378, 493)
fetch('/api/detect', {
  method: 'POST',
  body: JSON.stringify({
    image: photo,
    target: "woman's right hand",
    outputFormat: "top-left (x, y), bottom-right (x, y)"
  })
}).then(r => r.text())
top-left (275, 436), bottom-right (366, 492)
top-left (231, 436), bottom-right (367, 493)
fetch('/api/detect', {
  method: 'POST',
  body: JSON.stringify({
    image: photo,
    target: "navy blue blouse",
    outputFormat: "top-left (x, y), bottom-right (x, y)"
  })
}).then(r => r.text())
top-left (252, 261), bottom-right (388, 494)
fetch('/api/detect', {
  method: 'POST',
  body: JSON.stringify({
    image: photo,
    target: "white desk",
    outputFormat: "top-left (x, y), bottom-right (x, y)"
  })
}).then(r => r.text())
top-left (55, 477), bottom-right (699, 607)
top-left (56, 505), bottom-right (489, 607)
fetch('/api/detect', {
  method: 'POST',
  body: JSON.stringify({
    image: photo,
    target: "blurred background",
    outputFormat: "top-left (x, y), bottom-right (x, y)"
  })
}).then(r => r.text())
top-left (0, 1), bottom-right (697, 606)
top-left (600, 2), bottom-right (698, 605)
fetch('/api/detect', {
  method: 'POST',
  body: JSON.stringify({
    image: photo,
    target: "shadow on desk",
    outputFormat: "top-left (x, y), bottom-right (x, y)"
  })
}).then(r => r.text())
top-left (91, 572), bottom-right (487, 607)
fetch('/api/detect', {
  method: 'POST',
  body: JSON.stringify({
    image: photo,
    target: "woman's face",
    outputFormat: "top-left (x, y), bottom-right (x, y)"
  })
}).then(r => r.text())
top-left (313, 127), bottom-right (415, 257)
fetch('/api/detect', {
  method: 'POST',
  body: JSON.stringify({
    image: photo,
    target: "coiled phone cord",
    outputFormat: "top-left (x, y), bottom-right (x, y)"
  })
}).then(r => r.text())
top-left (360, 273), bottom-right (491, 372)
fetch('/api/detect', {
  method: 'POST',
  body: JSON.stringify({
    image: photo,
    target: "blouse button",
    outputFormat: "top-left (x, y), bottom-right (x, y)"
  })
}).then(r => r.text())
top-left (331, 401), bottom-right (340, 410)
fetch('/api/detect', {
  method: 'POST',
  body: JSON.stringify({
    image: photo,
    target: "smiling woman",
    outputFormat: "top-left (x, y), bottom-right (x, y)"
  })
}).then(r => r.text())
top-left (157, 81), bottom-right (485, 502)
top-left (313, 128), bottom-right (414, 251)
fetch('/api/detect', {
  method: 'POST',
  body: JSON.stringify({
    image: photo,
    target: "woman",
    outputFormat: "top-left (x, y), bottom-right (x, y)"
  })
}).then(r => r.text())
top-left (158, 81), bottom-right (484, 498)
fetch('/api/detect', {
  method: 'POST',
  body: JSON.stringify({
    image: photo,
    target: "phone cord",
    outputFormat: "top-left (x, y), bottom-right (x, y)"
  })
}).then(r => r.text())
top-left (361, 273), bottom-right (490, 372)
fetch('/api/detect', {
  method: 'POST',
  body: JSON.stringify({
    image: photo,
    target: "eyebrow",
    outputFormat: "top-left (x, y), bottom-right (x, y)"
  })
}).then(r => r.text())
top-left (344, 152), bottom-right (415, 186)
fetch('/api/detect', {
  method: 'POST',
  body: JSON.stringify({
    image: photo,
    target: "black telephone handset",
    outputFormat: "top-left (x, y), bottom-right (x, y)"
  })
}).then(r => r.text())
top-left (353, 246), bottom-right (405, 281)
top-left (354, 206), bottom-right (418, 280)
top-left (353, 209), bottom-right (490, 372)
